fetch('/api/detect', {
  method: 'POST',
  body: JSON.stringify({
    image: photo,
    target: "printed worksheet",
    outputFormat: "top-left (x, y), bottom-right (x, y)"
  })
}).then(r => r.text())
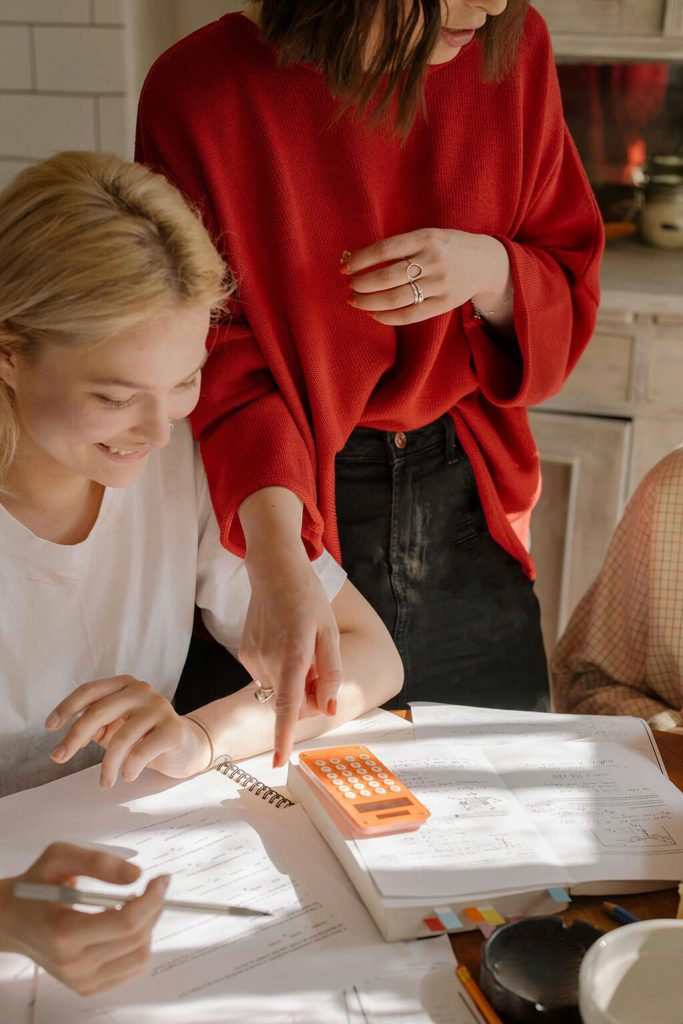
top-left (0, 769), bottom-right (401, 1023)
top-left (410, 703), bottom-right (666, 772)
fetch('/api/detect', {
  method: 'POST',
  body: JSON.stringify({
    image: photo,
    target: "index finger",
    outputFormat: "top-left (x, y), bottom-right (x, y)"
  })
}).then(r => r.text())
top-left (341, 231), bottom-right (423, 276)
top-left (46, 677), bottom-right (130, 730)
top-left (272, 653), bottom-right (309, 768)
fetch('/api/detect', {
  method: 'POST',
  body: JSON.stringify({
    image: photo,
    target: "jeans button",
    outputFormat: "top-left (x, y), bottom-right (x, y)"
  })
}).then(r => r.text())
top-left (393, 431), bottom-right (407, 449)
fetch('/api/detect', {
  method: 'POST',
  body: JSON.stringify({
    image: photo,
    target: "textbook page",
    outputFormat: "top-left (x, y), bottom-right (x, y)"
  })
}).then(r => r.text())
top-left (487, 738), bottom-right (683, 885)
top-left (344, 739), bottom-right (568, 899)
top-left (410, 703), bottom-right (666, 772)
top-left (339, 735), bottom-right (683, 900)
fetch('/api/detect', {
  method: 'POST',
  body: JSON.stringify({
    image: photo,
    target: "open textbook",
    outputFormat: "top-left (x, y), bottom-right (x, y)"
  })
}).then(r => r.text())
top-left (288, 705), bottom-right (683, 939)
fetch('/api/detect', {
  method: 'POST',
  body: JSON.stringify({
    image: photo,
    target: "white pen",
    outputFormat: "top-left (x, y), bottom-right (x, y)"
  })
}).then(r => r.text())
top-left (14, 882), bottom-right (271, 918)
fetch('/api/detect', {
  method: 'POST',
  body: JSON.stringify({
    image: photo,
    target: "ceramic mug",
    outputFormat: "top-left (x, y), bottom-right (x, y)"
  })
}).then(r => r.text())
top-left (578, 919), bottom-right (683, 1024)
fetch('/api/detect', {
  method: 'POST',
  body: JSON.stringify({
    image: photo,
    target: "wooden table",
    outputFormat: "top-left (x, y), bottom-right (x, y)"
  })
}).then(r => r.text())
top-left (450, 728), bottom-right (683, 986)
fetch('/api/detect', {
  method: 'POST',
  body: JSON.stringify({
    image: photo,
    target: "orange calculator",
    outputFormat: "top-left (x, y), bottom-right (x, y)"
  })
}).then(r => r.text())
top-left (296, 745), bottom-right (430, 837)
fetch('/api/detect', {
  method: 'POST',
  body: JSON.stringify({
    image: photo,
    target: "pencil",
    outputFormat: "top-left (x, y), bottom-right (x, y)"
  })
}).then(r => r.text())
top-left (603, 901), bottom-right (641, 926)
top-left (455, 965), bottom-right (503, 1024)
top-left (677, 882), bottom-right (683, 920)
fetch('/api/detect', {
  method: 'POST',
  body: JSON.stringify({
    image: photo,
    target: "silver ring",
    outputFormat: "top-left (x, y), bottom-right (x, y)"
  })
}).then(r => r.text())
top-left (253, 679), bottom-right (275, 703)
top-left (404, 260), bottom-right (424, 281)
top-left (409, 281), bottom-right (424, 304)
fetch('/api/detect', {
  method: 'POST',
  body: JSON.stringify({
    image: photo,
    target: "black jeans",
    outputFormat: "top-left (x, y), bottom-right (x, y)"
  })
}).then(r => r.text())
top-left (335, 415), bottom-right (549, 711)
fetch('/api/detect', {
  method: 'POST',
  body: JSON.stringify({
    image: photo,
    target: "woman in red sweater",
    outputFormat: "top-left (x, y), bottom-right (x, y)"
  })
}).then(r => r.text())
top-left (137, 0), bottom-right (603, 764)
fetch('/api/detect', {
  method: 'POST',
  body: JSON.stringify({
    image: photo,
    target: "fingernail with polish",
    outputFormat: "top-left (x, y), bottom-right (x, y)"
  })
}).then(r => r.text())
top-left (326, 698), bottom-right (337, 716)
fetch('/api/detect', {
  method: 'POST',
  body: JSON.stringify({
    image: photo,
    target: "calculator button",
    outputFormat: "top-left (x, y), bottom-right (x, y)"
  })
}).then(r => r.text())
top-left (384, 779), bottom-right (395, 786)
top-left (344, 791), bottom-right (356, 799)
top-left (347, 776), bottom-right (358, 784)
top-left (330, 758), bottom-right (341, 764)
top-left (332, 779), bottom-right (343, 786)
top-left (359, 753), bottom-right (369, 760)
top-left (344, 755), bottom-right (355, 762)
top-left (360, 789), bottom-right (372, 797)
top-left (368, 780), bottom-right (379, 788)
top-left (376, 772), bottom-right (388, 779)
top-left (390, 785), bottom-right (401, 792)
top-left (366, 760), bottom-right (376, 767)
top-left (341, 770), bottom-right (352, 777)
top-left (353, 783), bottom-right (364, 790)
top-left (320, 766), bottom-right (332, 773)
top-left (339, 784), bottom-right (350, 793)
top-left (362, 774), bottom-right (374, 782)
top-left (328, 773), bottom-right (338, 779)
top-left (375, 787), bottom-right (386, 795)
top-left (315, 759), bottom-right (326, 766)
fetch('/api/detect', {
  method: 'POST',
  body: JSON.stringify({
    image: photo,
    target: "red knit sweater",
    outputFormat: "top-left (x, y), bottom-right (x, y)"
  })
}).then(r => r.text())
top-left (136, 9), bottom-right (603, 577)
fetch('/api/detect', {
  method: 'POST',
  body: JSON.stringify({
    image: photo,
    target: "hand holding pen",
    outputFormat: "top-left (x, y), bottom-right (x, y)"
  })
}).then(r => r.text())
top-left (0, 842), bottom-right (168, 996)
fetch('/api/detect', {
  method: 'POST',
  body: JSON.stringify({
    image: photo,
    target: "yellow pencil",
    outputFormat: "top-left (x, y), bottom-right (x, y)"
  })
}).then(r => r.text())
top-left (455, 965), bottom-right (503, 1024)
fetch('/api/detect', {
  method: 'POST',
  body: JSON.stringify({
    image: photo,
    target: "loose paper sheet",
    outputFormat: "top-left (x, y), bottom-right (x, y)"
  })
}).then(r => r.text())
top-left (5, 772), bottom-right (400, 1023)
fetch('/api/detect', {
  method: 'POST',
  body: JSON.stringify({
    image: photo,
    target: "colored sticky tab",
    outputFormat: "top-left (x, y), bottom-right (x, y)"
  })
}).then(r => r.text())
top-left (423, 917), bottom-right (446, 933)
top-left (547, 887), bottom-right (571, 903)
top-left (481, 907), bottom-right (506, 926)
top-left (434, 907), bottom-right (463, 930)
top-left (463, 907), bottom-right (486, 923)
top-left (477, 922), bottom-right (497, 939)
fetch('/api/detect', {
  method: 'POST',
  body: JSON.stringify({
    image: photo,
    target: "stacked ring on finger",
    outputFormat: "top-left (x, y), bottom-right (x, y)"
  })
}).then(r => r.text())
top-left (409, 281), bottom-right (425, 304)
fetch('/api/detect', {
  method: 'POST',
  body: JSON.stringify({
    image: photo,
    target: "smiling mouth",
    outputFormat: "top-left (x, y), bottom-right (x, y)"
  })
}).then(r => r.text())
top-left (96, 443), bottom-right (149, 461)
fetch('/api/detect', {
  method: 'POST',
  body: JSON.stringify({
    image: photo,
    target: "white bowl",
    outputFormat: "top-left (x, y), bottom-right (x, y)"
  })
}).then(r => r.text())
top-left (579, 919), bottom-right (683, 1024)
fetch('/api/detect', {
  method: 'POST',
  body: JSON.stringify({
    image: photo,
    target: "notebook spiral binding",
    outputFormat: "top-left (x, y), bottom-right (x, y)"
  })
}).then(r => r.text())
top-left (214, 758), bottom-right (294, 808)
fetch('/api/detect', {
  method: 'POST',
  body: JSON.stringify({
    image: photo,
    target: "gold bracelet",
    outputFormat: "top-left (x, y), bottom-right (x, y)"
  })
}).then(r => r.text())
top-left (185, 714), bottom-right (216, 772)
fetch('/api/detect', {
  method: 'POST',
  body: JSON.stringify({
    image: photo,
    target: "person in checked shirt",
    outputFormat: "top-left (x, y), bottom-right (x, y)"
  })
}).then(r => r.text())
top-left (552, 448), bottom-right (683, 734)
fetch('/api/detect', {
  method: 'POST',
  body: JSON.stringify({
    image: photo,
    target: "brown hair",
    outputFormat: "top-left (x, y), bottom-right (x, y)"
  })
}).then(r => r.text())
top-left (254, 0), bottom-right (530, 136)
top-left (0, 150), bottom-right (229, 478)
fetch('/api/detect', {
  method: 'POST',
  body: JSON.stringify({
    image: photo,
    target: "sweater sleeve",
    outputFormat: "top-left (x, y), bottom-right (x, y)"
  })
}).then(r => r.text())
top-left (464, 21), bottom-right (604, 407)
top-left (135, 108), bottom-right (323, 557)
top-left (550, 456), bottom-right (683, 721)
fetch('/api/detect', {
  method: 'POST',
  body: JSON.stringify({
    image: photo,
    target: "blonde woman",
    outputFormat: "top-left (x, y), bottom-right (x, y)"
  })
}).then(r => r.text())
top-left (0, 152), bottom-right (402, 994)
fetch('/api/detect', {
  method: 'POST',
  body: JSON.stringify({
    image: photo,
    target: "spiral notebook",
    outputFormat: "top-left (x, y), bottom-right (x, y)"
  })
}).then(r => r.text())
top-left (214, 757), bottom-right (294, 808)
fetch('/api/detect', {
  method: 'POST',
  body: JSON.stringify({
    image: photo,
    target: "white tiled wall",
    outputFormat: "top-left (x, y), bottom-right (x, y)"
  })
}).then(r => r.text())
top-left (0, 0), bottom-right (128, 191)
top-left (0, 0), bottom-right (245, 193)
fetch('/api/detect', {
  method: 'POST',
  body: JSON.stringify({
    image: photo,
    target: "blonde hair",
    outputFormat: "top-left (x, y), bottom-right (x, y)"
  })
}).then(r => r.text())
top-left (0, 150), bottom-right (229, 478)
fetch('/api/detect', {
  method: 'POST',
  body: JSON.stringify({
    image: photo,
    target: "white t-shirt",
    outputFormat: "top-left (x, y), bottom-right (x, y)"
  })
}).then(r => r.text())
top-left (0, 422), bottom-right (345, 796)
